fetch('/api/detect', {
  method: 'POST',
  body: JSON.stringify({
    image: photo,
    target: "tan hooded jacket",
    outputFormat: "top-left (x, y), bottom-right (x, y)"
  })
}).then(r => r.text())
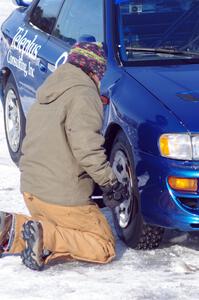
top-left (19, 63), bottom-right (116, 206)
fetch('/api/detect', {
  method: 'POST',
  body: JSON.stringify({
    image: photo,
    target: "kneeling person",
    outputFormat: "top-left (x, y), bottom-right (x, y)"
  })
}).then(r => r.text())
top-left (0, 42), bottom-right (128, 270)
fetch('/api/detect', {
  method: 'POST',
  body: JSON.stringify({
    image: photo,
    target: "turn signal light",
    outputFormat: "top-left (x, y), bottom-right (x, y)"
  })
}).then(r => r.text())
top-left (168, 177), bottom-right (198, 192)
top-left (159, 135), bottom-right (170, 156)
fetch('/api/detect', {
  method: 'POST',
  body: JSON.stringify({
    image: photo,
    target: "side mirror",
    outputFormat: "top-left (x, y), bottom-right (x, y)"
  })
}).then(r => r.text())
top-left (78, 35), bottom-right (96, 43)
top-left (12, 0), bottom-right (32, 7)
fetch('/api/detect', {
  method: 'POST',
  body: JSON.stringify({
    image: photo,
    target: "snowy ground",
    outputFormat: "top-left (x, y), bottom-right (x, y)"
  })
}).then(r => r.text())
top-left (0, 1), bottom-right (199, 300)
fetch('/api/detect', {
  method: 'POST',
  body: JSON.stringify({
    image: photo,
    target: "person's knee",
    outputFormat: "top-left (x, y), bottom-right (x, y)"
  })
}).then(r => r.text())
top-left (94, 239), bottom-right (116, 263)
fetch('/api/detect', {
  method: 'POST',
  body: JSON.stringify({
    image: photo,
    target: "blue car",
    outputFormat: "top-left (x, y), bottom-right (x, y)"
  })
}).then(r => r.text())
top-left (1, 0), bottom-right (199, 249)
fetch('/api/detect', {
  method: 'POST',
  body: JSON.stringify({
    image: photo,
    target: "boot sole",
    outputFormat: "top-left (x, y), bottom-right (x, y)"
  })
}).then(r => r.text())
top-left (21, 221), bottom-right (44, 271)
top-left (0, 212), bottom-right (13, 256)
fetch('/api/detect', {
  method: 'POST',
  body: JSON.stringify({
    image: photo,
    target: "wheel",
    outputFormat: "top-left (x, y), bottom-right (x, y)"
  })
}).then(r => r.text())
top-left (110, 130), bottom-right (164, 249)
top-left (3, 75), bottom-right (26, 165)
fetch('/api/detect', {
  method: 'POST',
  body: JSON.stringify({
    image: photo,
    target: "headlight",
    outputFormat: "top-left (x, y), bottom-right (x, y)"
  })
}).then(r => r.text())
top-left (159, 134), bottom-right (192, 160)
top-left (192, 135), bottom-right (199, 160)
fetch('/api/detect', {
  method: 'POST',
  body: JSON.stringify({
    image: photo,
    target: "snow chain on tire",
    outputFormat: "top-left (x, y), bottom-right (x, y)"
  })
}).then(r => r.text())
top-left (136, 224), bottom-right (165, 250)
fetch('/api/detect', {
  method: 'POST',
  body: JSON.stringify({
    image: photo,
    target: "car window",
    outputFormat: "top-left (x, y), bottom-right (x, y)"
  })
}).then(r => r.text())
top-left (53, 0), bottom-right (104, 46)
top-left (29, 0), bottom-right (64, 34)
top-left (116, 0), bottom-right (199, 63)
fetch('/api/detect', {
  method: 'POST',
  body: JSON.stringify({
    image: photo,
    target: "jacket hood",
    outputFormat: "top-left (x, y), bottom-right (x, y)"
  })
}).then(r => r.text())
top-left (37, 63), bottom-right (97, 104)
top-left (125, 63), bottom-right (199, 132)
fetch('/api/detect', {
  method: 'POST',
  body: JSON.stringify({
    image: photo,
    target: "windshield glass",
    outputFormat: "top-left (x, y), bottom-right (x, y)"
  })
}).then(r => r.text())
top-left (115, 0), bottom-right (199, 63)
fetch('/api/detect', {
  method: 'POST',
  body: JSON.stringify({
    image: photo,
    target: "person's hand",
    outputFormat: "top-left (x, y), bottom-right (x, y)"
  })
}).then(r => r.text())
top-left (101, 180), bottom-right (129, 209)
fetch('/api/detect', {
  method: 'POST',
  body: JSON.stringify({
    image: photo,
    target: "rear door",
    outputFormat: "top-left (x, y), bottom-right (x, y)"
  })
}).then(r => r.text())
top-left (19, 0), bottom-right (64, 113)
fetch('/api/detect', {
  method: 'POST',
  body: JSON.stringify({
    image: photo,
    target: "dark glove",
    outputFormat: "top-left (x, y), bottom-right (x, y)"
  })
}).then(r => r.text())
top-left (101, 180), bottom-right (129, 209)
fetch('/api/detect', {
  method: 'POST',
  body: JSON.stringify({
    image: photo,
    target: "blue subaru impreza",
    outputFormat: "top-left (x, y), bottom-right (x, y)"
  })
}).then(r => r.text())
top-left (1, 0), bottom-right (199, 249)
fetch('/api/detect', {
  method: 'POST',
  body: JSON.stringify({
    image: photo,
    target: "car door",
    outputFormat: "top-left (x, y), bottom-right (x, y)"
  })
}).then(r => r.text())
top-left (44, 0), bottom-right (104, 74)
top-left (19, 0), bottom-right (64, 113)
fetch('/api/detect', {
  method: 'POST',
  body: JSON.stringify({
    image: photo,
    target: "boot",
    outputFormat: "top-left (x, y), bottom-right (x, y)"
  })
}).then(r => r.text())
top-left (21, 220), bottom-right (44, 271)
top-left (0, 211), bottom-right (13, 256)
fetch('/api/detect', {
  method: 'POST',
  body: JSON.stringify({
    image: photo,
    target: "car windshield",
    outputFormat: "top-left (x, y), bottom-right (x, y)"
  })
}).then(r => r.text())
top-left (115, 0), bottom-right (199, 63)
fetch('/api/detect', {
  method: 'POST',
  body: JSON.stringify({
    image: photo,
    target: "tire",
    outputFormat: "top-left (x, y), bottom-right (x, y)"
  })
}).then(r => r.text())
top-left (110, 130), bottom-right (164, 249)
top-left (3, 75), bottom-right (26, 165)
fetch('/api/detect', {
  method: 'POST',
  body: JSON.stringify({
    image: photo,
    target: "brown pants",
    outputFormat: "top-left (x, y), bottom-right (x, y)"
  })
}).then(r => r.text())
top-left (8, 193), bottom-right (116, 264)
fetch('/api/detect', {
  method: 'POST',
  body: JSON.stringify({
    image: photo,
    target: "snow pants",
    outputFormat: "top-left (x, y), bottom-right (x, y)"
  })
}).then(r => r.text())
top-left (8, 192), bottom-right (116, 264)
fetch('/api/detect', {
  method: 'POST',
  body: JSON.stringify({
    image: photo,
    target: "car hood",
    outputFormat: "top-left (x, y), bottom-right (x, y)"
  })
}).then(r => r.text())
top-left (125, 63), bottom-right (199, 132)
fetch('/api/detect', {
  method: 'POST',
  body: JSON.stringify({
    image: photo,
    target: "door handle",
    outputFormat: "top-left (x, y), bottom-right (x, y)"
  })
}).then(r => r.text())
top-left (39, 59), bottom-right (47, 73)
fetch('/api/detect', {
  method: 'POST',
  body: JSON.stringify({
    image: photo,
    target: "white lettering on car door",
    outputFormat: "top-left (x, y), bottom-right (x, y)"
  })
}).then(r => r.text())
top-left (11, 27), bottom-right (41, 60)
top-left (55, 52), bottom-right (68, 69)
top-left (7, 27), bottom-right (42, 78)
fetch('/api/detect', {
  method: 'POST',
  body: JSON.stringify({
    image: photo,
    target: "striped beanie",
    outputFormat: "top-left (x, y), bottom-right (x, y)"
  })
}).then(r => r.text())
top-left (67, 42), bottom-right (107, 81)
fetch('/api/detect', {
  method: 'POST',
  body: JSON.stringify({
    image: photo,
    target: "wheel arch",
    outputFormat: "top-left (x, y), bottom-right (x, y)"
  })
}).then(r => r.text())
top-left (1, 67), bottom-right (13, 101)
top-left (104, 123), bottom-right (135, 161)
top-left (104, 123), bottom-right (123, 158)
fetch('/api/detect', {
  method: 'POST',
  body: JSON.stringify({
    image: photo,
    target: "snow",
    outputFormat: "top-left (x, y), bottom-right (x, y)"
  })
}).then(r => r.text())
top-left (0, 1), bottom-right (199, 299)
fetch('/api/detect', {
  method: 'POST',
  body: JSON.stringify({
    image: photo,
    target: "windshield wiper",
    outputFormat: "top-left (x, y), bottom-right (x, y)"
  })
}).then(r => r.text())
top-left (125, 47), bottom-right (199, 58)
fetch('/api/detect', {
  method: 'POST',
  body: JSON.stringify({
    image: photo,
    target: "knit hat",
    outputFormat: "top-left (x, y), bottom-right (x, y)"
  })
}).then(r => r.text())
top-left (67, 42), bottom-right (107, 81)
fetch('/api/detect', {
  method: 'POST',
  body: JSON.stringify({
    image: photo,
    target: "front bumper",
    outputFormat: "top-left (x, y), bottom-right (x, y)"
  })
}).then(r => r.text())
top-left (137, 152), bottom-right (199, 231)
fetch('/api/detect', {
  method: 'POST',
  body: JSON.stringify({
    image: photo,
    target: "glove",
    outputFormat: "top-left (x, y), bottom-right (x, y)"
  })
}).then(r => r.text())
top-left (101, 180), bottom-right (129, 209)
